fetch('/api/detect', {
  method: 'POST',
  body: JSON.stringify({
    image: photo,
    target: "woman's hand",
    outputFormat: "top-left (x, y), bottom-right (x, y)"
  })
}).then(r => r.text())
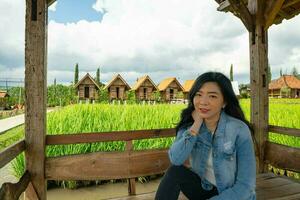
top-left (189, 109), bottom-right (203, 136)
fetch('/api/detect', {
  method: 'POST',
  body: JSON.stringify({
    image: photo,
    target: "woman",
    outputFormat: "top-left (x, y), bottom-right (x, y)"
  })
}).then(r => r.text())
top-left (155, 72), bottom-right (256, 200)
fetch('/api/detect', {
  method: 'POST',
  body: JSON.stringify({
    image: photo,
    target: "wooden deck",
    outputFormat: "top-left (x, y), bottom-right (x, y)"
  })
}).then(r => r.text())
top-left (109, 173), bottom-right (300, 200)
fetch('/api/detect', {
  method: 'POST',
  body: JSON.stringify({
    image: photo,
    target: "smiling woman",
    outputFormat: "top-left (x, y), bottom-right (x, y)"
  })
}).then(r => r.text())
top-left (156, 72), bottom-right (256, 200)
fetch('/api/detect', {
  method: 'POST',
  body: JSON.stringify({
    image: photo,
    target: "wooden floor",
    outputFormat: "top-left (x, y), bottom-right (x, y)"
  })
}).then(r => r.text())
top-left (109, 173), bottom-right (300, 200)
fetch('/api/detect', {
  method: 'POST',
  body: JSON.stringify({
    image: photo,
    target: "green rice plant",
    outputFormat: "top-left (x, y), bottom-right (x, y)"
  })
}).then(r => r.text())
top-left (4, 99), bottom-right (299, 188)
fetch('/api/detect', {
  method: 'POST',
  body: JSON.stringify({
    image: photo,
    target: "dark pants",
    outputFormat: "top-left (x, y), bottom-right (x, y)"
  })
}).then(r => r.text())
top-left (155, 165), bottom-right (218, 200)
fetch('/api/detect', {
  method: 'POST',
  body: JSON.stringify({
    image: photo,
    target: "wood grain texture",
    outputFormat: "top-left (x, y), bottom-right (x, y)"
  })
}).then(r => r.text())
top-left (0, 140), bottom-right (25, 169)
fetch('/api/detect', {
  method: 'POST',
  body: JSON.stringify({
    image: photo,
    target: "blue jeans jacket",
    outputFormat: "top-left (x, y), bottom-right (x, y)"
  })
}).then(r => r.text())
top-left (168, 111), bottom-right (256, 200)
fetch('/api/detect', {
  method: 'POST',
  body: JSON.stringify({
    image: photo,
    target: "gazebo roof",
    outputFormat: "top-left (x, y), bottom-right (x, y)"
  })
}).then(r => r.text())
top-left (215, 0), bottom-right (300, 30)
top-left (157, 77), bottom-right (184, 92)
top-left (269, 75), bottom-right (300, 89)
top-left (131, 75), bottom-right (158, 91)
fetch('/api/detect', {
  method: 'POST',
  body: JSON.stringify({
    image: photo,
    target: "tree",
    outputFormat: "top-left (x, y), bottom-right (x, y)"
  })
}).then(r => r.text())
top-left (280, 68), bottom-right (283, 77)
top-left (291, 66), bottom-right (298, 76)
top-left (96, 67), bottom-right (100, 84)
top-left (230, 64), bottom-right (233, 81)
top-left (74, 63), bottom-right (79, 84)
top-left (267, 64), bottom-right (272, 83)
top-left (54, 78), bottom-right (56, 86)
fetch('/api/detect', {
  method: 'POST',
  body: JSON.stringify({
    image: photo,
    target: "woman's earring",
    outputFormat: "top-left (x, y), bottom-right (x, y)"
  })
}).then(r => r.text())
top-left (222, 105), bottom-right (226, 109)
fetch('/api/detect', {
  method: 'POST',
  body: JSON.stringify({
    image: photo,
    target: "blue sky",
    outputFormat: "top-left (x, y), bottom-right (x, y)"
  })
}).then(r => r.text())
top-left (49, 0), bottom-right (104, 23)
top-left (0, 0), bottom-right (299, 86)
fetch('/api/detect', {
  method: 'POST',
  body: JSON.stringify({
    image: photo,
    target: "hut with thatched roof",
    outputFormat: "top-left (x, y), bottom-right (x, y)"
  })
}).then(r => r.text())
top-left (131, 75), bottom-right (158, 101)
top-left (269, 75), bottom-right (300, 98)
top-left (0, 91), bottom-right (10, 110)
top-left (104, 74), bottom-right (131, 101)
top-left (74, 73), bottom-right (101, 101)
top-left (182, 80), bottom-right (195, 100)
top-left (157, 77), bottom-right (184, 102)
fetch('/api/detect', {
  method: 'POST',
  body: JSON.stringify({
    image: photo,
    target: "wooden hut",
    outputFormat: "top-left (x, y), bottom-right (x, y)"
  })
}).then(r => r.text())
top-left (182, 80), bottom-right (195, 100)
top-left (1, 1), bottom-right (300, 200)
top-left (0, 91), bottom-right (10, 110)
top-left (131, 75), bottom-right (158, 101)
top-left (269, 75), bottom-right (300, 98)
top-left (157, 78), bottom-right (184, 102)
top-left (104, 74), bottom-right (131, 101)
top-left (74, 73), bottom-right (101, 101)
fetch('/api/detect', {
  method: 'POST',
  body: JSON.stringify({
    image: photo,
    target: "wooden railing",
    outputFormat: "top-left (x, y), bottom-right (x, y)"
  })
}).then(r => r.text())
top-left (45, 128), bottom-right (176, 195)
top-left (0, 140), bottom-right (32, 200)
top-left (0, 125), bottom-right (299, 199)
top-left (265, 125), bottom-right (300, 173)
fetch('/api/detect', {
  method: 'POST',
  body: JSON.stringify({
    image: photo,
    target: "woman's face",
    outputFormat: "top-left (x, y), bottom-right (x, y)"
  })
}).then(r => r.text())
top-left (193, 82), bottom-right (225, 121)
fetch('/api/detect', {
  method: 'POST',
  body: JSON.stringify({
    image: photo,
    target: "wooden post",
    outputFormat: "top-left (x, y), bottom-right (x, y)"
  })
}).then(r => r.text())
top-left (248, 0), bottom-right (269, 173)
top-left (25, 0), bottom-right (48, 199)
top-left (126, 141), bottom-right (136, 195)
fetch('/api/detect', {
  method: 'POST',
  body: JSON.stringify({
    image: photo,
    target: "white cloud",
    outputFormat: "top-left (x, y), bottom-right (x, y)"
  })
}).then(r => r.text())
top-left (0, 0), bottom-right (299, 86)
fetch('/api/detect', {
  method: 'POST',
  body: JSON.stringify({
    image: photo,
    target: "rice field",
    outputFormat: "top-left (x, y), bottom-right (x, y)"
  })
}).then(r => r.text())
top-left (1, 98), bottom-right (299, 188)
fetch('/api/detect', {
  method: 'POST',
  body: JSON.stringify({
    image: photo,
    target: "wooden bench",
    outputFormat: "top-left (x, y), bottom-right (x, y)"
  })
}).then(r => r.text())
top-left (109, 173), bottom-right (300, 200)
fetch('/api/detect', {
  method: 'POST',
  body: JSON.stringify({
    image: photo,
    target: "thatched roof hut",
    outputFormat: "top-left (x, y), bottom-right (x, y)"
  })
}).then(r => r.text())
top-left (104, 74), bottom-right (131, 101)
top-left (131, 75), bottom-right (158, 101)
top-left (157, 77), bottom-right (184, 101)
top-left (74, 73), bottom-right (101, 101)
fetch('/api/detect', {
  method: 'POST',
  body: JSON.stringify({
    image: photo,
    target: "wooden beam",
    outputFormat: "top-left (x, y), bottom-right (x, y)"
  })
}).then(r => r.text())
top-left (217, 0), bottom-right (231, 12)
top-left (45, 149), bottom-right (170, 180)
top-left (264, 0), bottom-right (285, 30)
top-left (268, 125), bottom-right (300, 137)
top-left (0, 171), bottom-right (31, 200)
top-left (248, 0), bottom-right (269, 173)
top-left (282, 0), bottom-right (300, 8)
top-left (25, 0), bottom-right (47, 199)
top-left (46, 128), bottom-right (176, 145)
top-left (0, 140), bottom-right (25, 169)
top-left (228, 0), bottom-right (254, 32)
top-left (126, 141), bottom-right (136, 196)
top-left (265, 141), bottom-right (300, 172)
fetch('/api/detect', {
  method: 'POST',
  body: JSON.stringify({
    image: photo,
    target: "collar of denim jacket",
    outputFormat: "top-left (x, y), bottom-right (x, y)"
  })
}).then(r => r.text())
top-left (213, 110), bottom-right (227, 138)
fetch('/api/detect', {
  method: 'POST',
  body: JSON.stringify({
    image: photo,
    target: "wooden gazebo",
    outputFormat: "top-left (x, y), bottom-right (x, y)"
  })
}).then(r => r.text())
top-left (1, 0), bottom-right (300, 199)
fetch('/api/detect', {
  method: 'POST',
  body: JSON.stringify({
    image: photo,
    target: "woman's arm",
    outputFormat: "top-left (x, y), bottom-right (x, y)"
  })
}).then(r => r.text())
top-left (209, 125), bottom-right (256, 200)
top-left (168, 128), bottom-right (198, 165)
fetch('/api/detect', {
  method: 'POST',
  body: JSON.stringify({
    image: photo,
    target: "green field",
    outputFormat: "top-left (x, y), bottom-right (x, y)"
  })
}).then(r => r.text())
top-left (1, 98), bottom-right (299, 188)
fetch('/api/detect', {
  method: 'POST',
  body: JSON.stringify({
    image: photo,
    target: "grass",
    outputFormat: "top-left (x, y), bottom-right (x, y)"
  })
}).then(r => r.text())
top-left (0, 99), bottom-right (299, 188)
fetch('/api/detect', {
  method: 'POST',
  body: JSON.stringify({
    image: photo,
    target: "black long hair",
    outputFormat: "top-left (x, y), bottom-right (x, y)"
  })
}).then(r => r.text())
top-left (176, 72), bottom-right (252, 133)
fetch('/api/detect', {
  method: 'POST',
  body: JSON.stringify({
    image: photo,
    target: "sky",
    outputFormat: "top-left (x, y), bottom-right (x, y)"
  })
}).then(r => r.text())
top-left (0, 0), bottom-right (300, 87)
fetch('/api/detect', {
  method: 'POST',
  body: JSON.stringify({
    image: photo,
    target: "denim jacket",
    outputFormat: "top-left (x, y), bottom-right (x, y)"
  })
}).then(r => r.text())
top-left (169, 111), bottom-right (256, 200)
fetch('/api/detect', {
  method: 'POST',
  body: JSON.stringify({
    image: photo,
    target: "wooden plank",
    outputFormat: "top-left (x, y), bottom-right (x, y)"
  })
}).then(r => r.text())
top-left (46, 128), bottom-right (176, 145)
top-left (257, 182), bottom-right (300, 199)
top-left (282, 0), bottom-right (300, 8)
top-left (25, 0), bottom-right (47, 199)
top-left (264, 0), bottom-right (285, 29)
top-left (0, 171), bottom-right (31, 200)
top-left (45, 149), bottom-right (169, 180)
top-left (256, 176), bottom-right (294, 189)
top-left (0, 140), bottom-right (25, 169)
top-left (264, 141), bottom-right (300, 172)
top-left (217, 0), bottom-right (231, 12)
top-left (270, 193), bottom-right (300, 200)
top-left (129, 150), bottom-right (170, 176)
top-left (107, 192), bottom-right (188, 200)
top-left (228, 0), bottom-right (254, 32)
top-left (268, 125), bottom-right (300, 137)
